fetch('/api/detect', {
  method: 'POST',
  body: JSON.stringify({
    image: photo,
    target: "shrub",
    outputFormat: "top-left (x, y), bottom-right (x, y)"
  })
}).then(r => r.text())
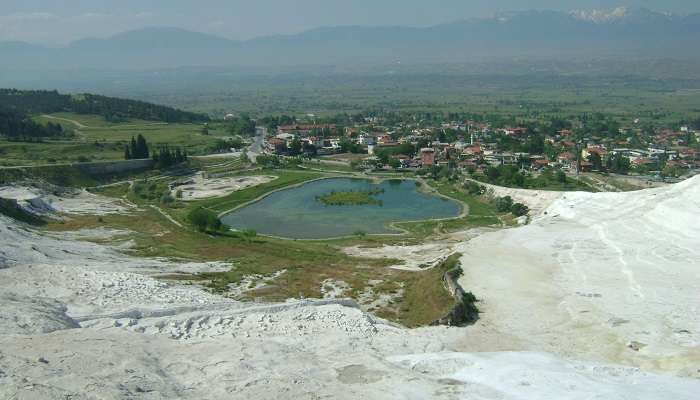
top-left (160, 194), bottom-right (175, 205)
top-left (556, 170), bottom-right (567, 183)
top-left (187, 207), bottom-right (222, 232)
top-left (494, 196), bottom-right (513, 213)
top-left (464, 181), bottom-right (486, 195)
top-left (510, 202), bottom-right (529, 217)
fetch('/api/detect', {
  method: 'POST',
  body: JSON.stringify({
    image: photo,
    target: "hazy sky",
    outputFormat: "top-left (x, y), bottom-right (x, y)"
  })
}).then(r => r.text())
top-left (1, 0), bottom-right (698, 44)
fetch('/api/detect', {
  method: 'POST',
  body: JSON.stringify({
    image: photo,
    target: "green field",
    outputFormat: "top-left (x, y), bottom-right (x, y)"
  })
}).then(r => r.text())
top-left (0, 113), bottom-right (224, 167)
top-left (134, 69), bottom-right (700, 127)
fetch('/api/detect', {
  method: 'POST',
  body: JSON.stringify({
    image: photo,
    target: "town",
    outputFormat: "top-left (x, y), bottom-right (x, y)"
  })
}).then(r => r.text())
top-left (241, 111), bottom-right (700, 186)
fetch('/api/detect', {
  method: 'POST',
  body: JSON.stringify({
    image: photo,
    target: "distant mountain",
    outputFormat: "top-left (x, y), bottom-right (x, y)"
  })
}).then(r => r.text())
top-left (1, 8), bottom-right (699, 69)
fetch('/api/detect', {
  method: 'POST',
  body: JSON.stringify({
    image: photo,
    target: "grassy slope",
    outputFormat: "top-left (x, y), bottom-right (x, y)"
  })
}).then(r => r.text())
top-left (0, 113), bottom-right (225, 167)
top-left (396, 180), bottom-right (503, 237)
top-left (376, 254), bottom-right (462, 327)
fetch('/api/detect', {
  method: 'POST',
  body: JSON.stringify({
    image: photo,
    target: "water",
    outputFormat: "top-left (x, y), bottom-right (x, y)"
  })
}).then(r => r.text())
top-left (220, 178), bottom-right (461, 239)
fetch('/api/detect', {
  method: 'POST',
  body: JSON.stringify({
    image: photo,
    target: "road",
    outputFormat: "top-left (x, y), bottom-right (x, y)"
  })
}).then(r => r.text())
top-left (247, 126), bottom-right (266, 162)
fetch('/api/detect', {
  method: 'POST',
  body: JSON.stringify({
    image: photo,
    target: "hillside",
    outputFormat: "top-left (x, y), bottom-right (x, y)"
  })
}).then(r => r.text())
top-left (1, 8), bottom-right (699, 69)
top-left (0, 89), bottom-right (209, 123)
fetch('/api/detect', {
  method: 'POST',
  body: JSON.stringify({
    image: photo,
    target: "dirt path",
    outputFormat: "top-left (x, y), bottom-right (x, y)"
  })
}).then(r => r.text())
top-left (41, 114), bottom-right (88, 129)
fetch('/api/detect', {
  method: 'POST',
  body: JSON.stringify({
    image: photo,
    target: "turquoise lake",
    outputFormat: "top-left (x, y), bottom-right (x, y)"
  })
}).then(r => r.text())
top-left (220, 178), bottom-right (462, 239)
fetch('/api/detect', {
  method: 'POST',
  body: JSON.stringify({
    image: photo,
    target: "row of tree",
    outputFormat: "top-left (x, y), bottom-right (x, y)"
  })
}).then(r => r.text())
top-left (124, 135), bottom-right (187, 169)
top-left (587, 152), bottom-right (631, 174)
top-left (0, 89), bottom-right (209, 123)
top-left (152, 146), bottom-right (188, 169)
top-left (124, 135), bottom-right (150, 159)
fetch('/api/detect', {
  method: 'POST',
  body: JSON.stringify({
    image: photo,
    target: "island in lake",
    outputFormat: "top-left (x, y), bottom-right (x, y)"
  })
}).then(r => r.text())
top-left (316, 188), bottom-right (384, 206)
top-left (220, 178), bottom-right (461, 239)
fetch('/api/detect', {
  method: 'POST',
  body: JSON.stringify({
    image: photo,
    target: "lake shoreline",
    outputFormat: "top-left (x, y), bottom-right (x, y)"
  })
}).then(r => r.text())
top-left (220, 176), bottom-right (467, 241)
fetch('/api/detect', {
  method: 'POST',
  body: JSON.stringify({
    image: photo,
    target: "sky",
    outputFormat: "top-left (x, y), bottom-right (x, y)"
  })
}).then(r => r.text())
top-left (1, 0), bottom-right (698, 44)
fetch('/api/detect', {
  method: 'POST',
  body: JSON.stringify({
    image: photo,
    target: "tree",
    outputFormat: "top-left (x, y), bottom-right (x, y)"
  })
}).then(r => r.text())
top-left (607, 153), bottom-right (631, 174)
top-left (130, 136), bottom-right (138, 158)
top-left (152, 145), bottom-right (187, 169)
top-left (388, 158), bottom-right (401, 170)
top-left (302, 142), bottom-right (317, 157)
top-left (128, 134), bottom-right (150, 159)
top-left (376, 150), bottom-right (390, 166)
top-left (464, 181), bottom-right (486, 195)
top-left (289, 138), bottom-right (302, 156)
top-left (136, 134), bottom-right (149, 159)
top-left (556, 170), bottom-right (567, 183)
top-left (486, 166), bottom-right (501, 182)
top-left (124, 145), bottom-right (132, 160)
top-left (587, 153), bottom-right (603, 171)
top-left (187, 207), bottom-right (222, 233)
top-left (510, 202), bottom-right (529, 217)
top-left (495, 196), bottom-right (514, 213)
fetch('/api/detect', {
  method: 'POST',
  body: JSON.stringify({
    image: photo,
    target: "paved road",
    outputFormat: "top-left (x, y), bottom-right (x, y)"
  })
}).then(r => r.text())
top-left (248, 126), bottom-right (266, 162)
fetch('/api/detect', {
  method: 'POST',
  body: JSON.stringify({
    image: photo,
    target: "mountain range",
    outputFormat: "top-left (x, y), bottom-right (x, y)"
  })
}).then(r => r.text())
top-left (1, 8), bottom-right (700, 69)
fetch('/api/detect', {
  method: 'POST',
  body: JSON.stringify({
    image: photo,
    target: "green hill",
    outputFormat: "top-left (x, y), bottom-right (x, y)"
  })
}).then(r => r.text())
top-left (0, 89), bottom-right (209, 123)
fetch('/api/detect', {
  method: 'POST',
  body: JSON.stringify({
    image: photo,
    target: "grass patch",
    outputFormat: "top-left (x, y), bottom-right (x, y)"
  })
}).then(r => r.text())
top-left (316, 188), bottom-right (384, 206)
top-left (395, 180), bottom-right (502, 237)
top-left (376, 254), bottom-right (462, 327)
top-left (190, 169), bottom-right (323, 214)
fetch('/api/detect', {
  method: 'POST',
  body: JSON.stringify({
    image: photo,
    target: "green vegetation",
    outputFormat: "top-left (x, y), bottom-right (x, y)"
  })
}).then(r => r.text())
top-left (0, 113), bottom-right (225, 167)
top-left (191, 169), bottom-right (321, 215)
top-left (130, 180), bottom-right (174, 205)
top-left (476, 165), bottom-right (594, 191)
top-left (141, 67), bottom-right (700, 127)
top-left (393, 180), bottom-right (504, 238)
top-left (316, 188), bottom-right (384, 206)
top-left (224, 115), bottom-right (256, 137)
top-left (0, 108), bottom-right (67, 140)
top-left (0, 163), bottom-right (156, 187)
top-left (377, 254), bottom-right (462, 327)
top-left (0, 89), bottom-right (208, 123)
top-left (151, 146), bottom-right (188, 169)
top-left (494, 196), bottom-right (529, 217)
top-left (42, 164), bottom-right (492, 326)
top-left (124, 134), bottom-right (150, 159)
top-left (187, 207), bottom-right (222, 232)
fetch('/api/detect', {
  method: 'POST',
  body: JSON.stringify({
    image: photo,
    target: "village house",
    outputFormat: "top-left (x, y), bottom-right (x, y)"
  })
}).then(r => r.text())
top-left (531, 158), bottom-right (551, 170)
top-left (557, 152), bottom-right (576, 170)
top-left (266, 138), bottom-right (288, 155)
top-left (461, 143), bottom-right (483, 158)
top-left (502, 127), bottom-right (527, 136)
top-left (376, 133), bottom-right (395, 146)
top-left (421, 148), bottom-right (436, 167)
top-left (277, 124), bottom-right (336, 136)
